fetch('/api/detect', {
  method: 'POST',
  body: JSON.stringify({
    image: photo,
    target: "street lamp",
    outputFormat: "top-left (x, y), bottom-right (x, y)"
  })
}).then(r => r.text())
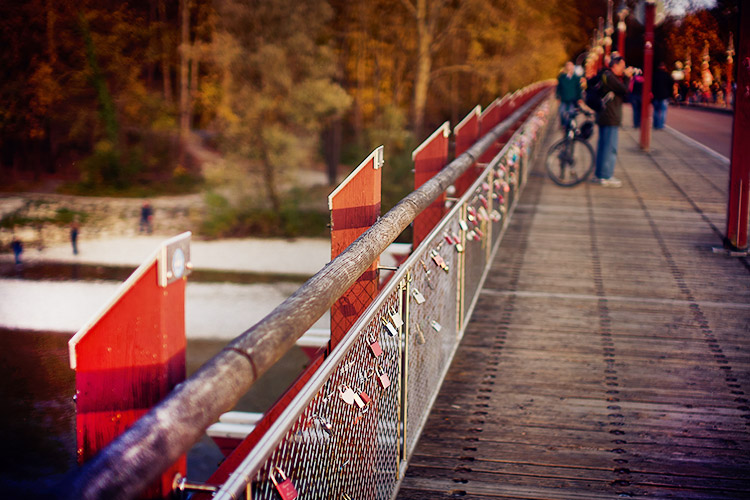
top-left (605, 0), bottom-right (614, 56)
top-left (617, 1), bottom-right (629, 58)
top-left (726, 32), bottom-right (735, 107)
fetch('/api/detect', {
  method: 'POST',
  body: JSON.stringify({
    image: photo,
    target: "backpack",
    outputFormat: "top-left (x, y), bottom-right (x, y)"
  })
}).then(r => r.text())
top-left (585, 72), bottom-right (614, 113)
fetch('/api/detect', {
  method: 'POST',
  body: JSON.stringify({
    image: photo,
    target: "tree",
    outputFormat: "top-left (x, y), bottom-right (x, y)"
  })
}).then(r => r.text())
top-left (212, 0), bottom-right (351, 211)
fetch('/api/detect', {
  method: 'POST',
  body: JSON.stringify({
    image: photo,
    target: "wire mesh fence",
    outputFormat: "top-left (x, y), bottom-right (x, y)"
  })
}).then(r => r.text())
top-left (209, 93), bottom-right (553, 500)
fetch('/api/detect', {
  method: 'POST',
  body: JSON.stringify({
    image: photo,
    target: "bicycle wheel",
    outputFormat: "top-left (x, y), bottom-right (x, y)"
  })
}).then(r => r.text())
top-left (545, 137), bottom-right (595, 187)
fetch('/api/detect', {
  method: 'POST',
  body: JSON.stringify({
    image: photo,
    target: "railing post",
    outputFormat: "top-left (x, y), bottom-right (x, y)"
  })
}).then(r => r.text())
top-left (640, 0), bottom-right (655, 151)
top-left (68, 232), bottom-right (191, 499)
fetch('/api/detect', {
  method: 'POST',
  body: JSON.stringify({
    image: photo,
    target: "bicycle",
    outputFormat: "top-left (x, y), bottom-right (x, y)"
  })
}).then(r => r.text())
top-left (545, 107), bottom-right (595, 187)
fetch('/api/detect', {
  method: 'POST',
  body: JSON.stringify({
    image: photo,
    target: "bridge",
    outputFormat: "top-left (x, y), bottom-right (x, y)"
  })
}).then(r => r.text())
top-left (58, 81), bottom-right (750, 499)
top-left (55, 13), bottom-right (750, 493)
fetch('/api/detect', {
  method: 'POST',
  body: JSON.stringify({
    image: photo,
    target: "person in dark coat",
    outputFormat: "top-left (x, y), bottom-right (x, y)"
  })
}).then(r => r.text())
top-left (628, 71), bottom-right (644, 128)
top-left (11, 236), bottom-right (23, 265)
top-left (593, 55), bottom-right (633, 188)
top-left (652, 62), bottom-right (674, 129)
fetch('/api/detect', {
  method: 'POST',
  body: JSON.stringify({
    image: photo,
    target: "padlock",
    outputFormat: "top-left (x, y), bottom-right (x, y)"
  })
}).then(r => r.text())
top-left (490, 210), bottom-right (502, 222)
top-left (458, 219), bottom-right (469, 231)
top-left (412, 288), bottom-right (426, 305)
top-left (482, 181), bottom-right (490, 192)
top-left (382, 316), bottom-right (398, 336)
top-left (352, 391), bottom-right (366, 409)
top-left (431, 320), bottom-right (442, 332)
top-left (316, 415), bottom-right (333, 436)
top-left (368, 335), bottom-right (383, 358)
top-left (390, 308), bottom-right (404, 329)
top-left (339, 385), bottom-right (357, 405)
top-left (415, 324), bottom-right (426, 345)
top-left (270, 467), bottom-right (298, 500)
top-left (467, 229), bottom-right (476, 240)
top-left (478, 206), bottom-right (489, 222)
top-left (376, 365), bottom-right (391, 389)
top-left (430, 249), bottom-right (449, 272)
top-left (356, 387), bottom-right (372, 407)
top-left (479, 195), bottom-right (488, 209)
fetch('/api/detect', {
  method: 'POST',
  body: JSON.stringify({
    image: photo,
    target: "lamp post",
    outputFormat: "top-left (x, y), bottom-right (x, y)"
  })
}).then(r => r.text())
top-left (640, 0), bottom-right (655, 151)
top-left (605, 0), bottom-right (614, 57)
top-left (617, 1), bottom-right (629, 58)
top-left (724, 3), bottom-right (749, 252)
top-left (726, 32), bottom-right (735, 108)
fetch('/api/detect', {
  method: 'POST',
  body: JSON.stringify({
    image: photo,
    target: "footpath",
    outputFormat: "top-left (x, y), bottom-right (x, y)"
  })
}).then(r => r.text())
top-left (397, 113), bottom-right (750, 499)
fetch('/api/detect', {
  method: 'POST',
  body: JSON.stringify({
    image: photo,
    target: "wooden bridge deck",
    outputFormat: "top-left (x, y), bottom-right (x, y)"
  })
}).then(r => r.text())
top-left (397, 123), bottom-right (750, 499)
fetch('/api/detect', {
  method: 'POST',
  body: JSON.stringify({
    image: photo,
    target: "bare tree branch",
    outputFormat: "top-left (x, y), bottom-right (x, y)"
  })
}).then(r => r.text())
top-left (399, 0), bottom-right (417, 18)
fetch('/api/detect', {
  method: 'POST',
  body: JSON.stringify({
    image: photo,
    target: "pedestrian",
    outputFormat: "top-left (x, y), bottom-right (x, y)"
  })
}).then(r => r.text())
top-left (70, 220), bottom-right (80, 255)
top-left (139, 201), bottom-right (153, 234)
top-left (556, 61), bottom-right (583, 130)
top-left (652, 62), bottom-right (673, 129)
top-left (592, 55), bottom-right (633, 188)
top-left (11, 236), bottom-right (23, 265)
top-left (628, 69), bottom-right (644, 128)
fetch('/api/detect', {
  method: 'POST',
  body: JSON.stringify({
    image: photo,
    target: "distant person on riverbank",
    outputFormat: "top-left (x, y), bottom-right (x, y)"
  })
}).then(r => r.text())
top-left (139, 201), bottom-right (153, 234)
top-left (11, 236), bottom-right (23, 265)
top-left (70, 221), bottom-right (80, 255)
top-left (556, 61), bottom-right (583, 129)
top-left (653, 62), bottom-right (673, 129)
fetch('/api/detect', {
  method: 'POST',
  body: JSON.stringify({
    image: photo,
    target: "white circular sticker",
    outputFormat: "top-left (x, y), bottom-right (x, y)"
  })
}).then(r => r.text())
top-left (171, 248), bottom-right (186, 280)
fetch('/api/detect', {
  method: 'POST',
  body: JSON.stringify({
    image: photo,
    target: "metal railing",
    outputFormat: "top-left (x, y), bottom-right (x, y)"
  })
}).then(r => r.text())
top-left (213, 94), bottom-right (552, 500)
top-left (62, 83), bottom-right (553, 500)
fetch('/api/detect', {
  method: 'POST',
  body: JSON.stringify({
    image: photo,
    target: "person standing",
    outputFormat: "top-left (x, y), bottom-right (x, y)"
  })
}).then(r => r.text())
top-left (556, 61), bottom-right (583, 129)
top-left (628, 70), bottom-right (644, 128)
top-left (652, 62), bottom-right (674, 129)
top-left (70, 220), bottom-right (80, 255)
top-left (593, 55), bottom-right (633, 188)
top-left (139, 201), bottom-right (154, 234)
top-left (11, 236), bottom-right (23, 265)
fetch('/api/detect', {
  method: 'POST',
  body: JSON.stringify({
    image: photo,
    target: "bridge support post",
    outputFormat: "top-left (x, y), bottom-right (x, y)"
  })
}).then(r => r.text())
top-left (725, 2), bottom-right (749, 252)
top-left (68, 232), bottom-right (191, 499)
top-left (328, 147), bottom-right (383, 348)
top-left (640, 0), bottom-right (655, 151)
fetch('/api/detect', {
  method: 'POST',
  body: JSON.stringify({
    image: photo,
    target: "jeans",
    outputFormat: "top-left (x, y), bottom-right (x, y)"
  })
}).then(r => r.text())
top-left (653, 99), bottom-right (668, 129)
top-left (596, 125), bottom-right (619, 180)
top-left (559, 101), bottom-right (576, 128)
top-left (630, 95), bottom-right (642, 128)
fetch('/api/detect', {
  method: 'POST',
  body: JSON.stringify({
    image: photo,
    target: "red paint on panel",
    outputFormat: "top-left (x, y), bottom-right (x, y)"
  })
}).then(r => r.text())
top-left (413, 123), bottom-right (450, 248)
top-left (71, 261), bottom-right (187, 499)
top-left (329, 148), bottom-right (383, 348)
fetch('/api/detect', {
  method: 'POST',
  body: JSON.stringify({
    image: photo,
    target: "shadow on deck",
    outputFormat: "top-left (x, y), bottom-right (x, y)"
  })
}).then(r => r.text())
top-left (398, 122), bottom-right (750, 499)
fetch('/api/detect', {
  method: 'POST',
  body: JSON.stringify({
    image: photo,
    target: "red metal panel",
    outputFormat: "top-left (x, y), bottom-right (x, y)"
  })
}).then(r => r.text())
top-left (413, 122), bottom-right (450, 248)
top-left (328, 147), bottom-right (383, 348)
top-left (453, 106), bottom-right (482, 197)
top-left (478, 97), bottom-right (505, 163)
top-left (69, 234), bottom-right (190, 499)
top-left (725, 3), bottom-right (750, 251)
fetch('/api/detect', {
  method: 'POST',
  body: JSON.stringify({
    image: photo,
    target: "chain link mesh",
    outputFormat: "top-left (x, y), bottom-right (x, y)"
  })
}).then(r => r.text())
top-left (212, 94), bottom-right (553, 500)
